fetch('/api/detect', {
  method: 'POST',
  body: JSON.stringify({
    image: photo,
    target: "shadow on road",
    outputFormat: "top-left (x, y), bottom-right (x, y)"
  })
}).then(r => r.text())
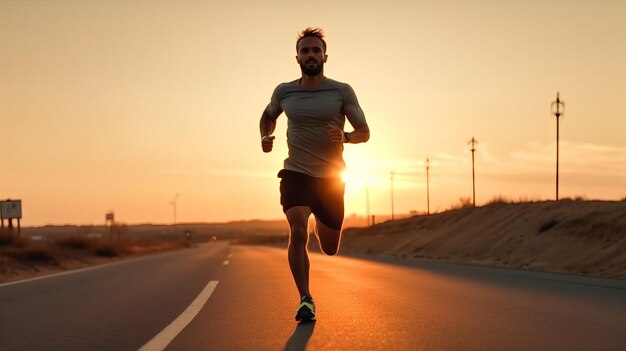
top-left (284, 321), bottom-right (316, 351)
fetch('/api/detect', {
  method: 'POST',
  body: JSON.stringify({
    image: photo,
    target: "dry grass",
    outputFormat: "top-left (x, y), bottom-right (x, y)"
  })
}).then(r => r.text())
top-left (449, 197), bottom-right (474, 210)
top-left (485, 195), bottom-right (542, 205)
top-left (0, 231), bottom-right (190, 283)
top-left (56, 236), bottom-right (92, 250)
top-left (0, 233), bottom-right (27, 248)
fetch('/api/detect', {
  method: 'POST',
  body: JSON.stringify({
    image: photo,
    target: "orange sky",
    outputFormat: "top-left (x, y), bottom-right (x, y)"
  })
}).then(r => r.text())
top-left (1, 0), bottom-right (625, 226)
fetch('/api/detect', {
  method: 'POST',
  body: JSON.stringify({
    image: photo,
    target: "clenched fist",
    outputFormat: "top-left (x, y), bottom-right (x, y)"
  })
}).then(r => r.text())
top-left (261, 135), bottom-right (275, 153)
top-left (326, 124), bottom-right (345, 144)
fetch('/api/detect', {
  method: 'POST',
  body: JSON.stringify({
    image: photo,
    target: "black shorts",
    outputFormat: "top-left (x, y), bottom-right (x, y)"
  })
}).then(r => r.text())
top-left (278, 169), bottom-right (345, 230)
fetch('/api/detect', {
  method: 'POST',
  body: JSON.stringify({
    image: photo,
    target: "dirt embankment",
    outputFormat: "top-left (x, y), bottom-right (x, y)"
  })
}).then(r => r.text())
top-left (341, 200), bottom-right (626, 280)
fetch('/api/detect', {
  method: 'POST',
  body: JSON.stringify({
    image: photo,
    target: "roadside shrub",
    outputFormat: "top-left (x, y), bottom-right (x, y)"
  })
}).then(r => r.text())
top-left (56, 236), bottom-right (91, 250)
top-left (95, 245), bottom-right (118, 257)
top-left (487, 195), bottom-right (510, 205)
top-left (0, 233), bottom-right (16, 246)
top-left (0, 233), bottom-right (28, 247)
top-left (459, 197), bottom-right (473, 208)
top-left (450, 197), bottom-right (474, 210)
top-left (26, 249), bottom-right (56, 262)
top-left (10, 248), bottom-right (58, 264)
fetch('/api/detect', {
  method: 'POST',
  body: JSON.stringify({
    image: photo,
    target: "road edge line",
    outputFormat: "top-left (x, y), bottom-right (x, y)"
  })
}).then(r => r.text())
top-left (138, 280), bottom-right (219, 351)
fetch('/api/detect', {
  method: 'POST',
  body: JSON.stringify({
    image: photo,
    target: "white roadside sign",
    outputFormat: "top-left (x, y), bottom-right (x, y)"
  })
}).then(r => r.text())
top-left (1, 200), bottom-right (22, 219)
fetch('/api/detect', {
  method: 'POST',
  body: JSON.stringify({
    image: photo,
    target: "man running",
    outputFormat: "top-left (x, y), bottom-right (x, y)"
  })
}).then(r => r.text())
top-left (259, 27), bottom-right (370, 322)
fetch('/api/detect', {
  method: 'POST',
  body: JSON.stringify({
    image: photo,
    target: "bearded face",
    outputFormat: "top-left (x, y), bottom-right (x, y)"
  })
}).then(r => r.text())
top-left (296, 37), bottom-right (327, 77)
top-left (300, 58), bottom-right (324, 77)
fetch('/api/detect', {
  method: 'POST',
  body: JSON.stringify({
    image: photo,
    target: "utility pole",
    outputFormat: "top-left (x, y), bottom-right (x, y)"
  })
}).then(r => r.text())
top-left (425, 158), bottom-right (431, 215)
top-left (170, 193), bottom-right (180, 236)
top-left (551, 92), bottom-right (564, 201)
top-left (390, 170), bottom-right (395, 221)
top-left (468, 137), bottom-right (478, 207)
top-left (365, 180), bottom-right (371, 226)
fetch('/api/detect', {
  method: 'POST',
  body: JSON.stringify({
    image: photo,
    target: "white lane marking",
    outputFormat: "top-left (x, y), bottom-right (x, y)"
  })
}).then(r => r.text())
top-left (138, 280), bottom-right (219, 351)
top-left (222, 260), bottom-right (230, 266)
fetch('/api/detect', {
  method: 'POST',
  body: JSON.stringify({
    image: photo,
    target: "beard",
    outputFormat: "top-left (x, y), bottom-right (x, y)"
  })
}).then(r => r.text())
top-left (300, 59), bottom-right (324, 77)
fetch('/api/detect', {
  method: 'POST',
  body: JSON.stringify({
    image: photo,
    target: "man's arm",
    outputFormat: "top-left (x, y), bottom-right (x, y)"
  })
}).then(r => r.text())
top-left (344, 123), bottom-right (370, 144)
top-left (260, 109), bottom-right (278, 153)
top-left (260, 109), bottom-right (277, 138)
top-left (341, 95), bottom-right (370, 143)
top-left (341, 83), bottom-right (370, 144)
top-left (260, 85), bottom-right (283, 152)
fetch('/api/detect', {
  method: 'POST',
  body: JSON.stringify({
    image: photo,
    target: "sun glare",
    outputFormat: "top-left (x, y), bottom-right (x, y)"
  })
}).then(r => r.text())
top-left (342, 152), bottom-right (387, 195)
top-left (341, 167), bottom-right (367, 191)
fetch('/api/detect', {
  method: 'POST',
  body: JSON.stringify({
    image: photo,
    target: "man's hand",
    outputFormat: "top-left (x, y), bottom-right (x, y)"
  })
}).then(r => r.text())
top-left (326, 124), bottom-right (345, 144)
top-left (261, 135), bottom-right (275, 153)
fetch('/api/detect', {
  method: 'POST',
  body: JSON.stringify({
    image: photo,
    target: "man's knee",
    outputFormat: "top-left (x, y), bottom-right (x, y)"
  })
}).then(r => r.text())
top-left (316, 225), bottom-right (341, 256)
top-left (289, 225), bottom-right (308, 247)
top-left (285, 206), bottom-right (311, 247)
top-left (321, 243), bottom-right (339, 256)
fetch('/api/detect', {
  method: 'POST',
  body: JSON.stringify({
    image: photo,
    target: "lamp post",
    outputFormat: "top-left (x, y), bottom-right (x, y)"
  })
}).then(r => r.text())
top-left (468, 137), bottom-right (478, 207)
top-left (425, 158), bottom-right (430, 215)
top-left (551, 92), bottom-right (565, 201)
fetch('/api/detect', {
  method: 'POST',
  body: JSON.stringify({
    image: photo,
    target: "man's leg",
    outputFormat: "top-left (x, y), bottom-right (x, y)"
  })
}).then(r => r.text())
top-left (285, 206), bottom-right (312, 298)
top-left (314, 217), bottom-right (342, 256)
top-left (312, 176), bottom-right (344, 256)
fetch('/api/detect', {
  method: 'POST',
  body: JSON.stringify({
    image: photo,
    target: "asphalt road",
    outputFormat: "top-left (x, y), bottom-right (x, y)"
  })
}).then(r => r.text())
top-left (1, 242), bottom-right (625, 350)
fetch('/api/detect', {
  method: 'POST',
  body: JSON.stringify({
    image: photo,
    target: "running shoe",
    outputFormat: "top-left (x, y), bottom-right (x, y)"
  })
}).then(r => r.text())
top-left (295, 296), bottom-right (316, 322)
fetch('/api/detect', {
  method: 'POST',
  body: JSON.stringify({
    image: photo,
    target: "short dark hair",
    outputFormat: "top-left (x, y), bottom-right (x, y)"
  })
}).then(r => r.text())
top-left (296, 27), bottom-right (327, 52)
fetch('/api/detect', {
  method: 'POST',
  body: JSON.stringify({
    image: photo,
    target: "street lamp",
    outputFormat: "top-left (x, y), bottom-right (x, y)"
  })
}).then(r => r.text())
top-left (551, 92), bottom-right (565, 201)
top-left (468, 137), bottom-right (478, 207)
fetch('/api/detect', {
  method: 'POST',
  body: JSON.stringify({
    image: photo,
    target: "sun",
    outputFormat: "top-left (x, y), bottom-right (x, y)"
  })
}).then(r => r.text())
top-left (341, 152), bottom-right (386, 195)
top-left (340, 167), bottom-right (366, 188)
